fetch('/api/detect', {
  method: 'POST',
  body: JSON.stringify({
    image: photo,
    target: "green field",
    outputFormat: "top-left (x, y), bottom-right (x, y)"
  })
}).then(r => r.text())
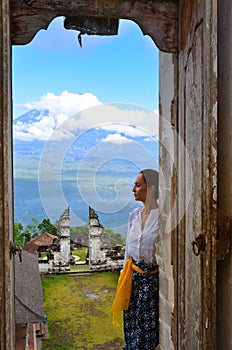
top-left (42, 272), bottom-right (124, 350)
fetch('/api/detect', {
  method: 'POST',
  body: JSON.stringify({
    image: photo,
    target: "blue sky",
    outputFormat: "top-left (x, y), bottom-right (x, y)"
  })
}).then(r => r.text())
top-left (12, 17), bottom-right (160, 230)
top-left (12, 17), bottom-right (159, 119)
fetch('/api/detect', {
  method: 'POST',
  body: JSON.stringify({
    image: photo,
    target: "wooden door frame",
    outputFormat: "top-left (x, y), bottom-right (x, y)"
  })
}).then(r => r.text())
top-left (0, 0), bottom-right (15, 349)
top-left (177, 0), bottom-right (217, 348)
top-left (1, 1), bottom-right (218, 349)
top-left (1, 2), bottom-right (179, 348)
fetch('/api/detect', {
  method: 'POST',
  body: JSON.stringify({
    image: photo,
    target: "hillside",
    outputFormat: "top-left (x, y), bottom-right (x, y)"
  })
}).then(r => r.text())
top-left (13, 108), bottom-right (159, 235)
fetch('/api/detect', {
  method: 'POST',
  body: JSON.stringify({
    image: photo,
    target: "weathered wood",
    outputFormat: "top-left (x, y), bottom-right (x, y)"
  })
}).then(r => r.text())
top-left (217, 1), bottom-right (232, 348)
top-left (177, 0), bottom-right (217, 348)
top-left (0, 1), bottom-right (219, 349)
top-left (0, 0), bottom-right (15, 349)
top-left (10, 0), bottom-right (178, 52)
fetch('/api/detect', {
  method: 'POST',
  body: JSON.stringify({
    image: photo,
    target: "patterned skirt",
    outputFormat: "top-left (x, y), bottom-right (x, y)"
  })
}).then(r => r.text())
top-left (123, 260), bottom-right (159, 350)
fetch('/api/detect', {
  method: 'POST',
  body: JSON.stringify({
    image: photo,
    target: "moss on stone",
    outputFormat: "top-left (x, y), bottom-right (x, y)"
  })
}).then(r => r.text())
top-left (42, 273), bottom-right (123, 349)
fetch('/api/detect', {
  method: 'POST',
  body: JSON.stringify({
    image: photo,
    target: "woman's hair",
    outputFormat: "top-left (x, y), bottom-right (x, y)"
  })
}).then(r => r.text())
top-left (140, 169), bottom-right (159, 200)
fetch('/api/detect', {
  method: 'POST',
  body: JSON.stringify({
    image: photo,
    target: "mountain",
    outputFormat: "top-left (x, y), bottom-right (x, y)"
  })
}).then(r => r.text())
top-left (13, 109), bottom-right (159, 236)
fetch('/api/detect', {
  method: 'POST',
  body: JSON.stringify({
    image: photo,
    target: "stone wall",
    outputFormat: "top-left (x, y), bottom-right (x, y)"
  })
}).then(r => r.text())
top-left (38, 261), bottom-right (53, 274)
top-left (38, 208), bottom-right (71, 273)
top-left (88, 207), bottom-right (124, 270)
top-left (88, 207), bottom-right (108, 269)
top-left (56, 207), bottom-right (71, 266)
top-left (158, 52), bottom-right (176, 350)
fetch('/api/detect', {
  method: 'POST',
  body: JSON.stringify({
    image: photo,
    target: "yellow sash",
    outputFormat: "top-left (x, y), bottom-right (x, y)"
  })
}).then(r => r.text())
top-left (111, 257), bottom-right (159, 327)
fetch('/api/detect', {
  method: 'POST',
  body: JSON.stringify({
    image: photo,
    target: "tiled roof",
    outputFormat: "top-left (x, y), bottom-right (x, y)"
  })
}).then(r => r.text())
top-left (15, 249), bottom-right (45, 323)
top-left (24, 231), bottom-right (58, 252)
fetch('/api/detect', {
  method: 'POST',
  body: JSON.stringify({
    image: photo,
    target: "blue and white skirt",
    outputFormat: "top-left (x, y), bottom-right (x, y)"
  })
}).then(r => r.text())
top-left (123, 260), bottom-right (159, 350)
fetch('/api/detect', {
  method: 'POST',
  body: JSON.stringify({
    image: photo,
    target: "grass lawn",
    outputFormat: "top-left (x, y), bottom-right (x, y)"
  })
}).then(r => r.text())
top-left (41, 272), bottom-right (124, 350)
top-left (72, 249), bottom-right (87, 261)
top-left (70, 264), bottom-right (89, 271)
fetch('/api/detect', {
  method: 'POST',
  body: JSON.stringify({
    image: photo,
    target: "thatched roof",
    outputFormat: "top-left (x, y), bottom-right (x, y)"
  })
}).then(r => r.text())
top-left (24, 232), bottom-right (58, 252)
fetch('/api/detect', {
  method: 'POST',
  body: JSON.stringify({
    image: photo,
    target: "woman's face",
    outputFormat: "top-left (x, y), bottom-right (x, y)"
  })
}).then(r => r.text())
top-left (132, 173), bottom-right (147, 203)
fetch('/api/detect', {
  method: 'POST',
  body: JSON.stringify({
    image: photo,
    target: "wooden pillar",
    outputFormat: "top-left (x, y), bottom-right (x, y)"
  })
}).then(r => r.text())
top-left (0, 0), bottom-right (15, 348)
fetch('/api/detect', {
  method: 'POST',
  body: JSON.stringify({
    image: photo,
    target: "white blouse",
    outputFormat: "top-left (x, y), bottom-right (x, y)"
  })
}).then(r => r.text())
top-left (124, 207), bottom-right (159, 265)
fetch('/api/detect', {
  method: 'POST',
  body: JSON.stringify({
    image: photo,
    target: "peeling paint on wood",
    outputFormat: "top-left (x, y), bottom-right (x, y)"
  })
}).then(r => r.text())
top-left (10, 0), bottom-right (178, 52)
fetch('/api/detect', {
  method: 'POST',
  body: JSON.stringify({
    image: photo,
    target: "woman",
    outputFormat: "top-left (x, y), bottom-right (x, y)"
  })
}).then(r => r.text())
top-left (111, 169), bottom-right (159, 349)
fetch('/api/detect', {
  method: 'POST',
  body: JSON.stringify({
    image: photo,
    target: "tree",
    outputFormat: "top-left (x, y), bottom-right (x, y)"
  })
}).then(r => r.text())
top-left (70, 225), bottom-right (126, 247)
top-left (24, 217), bottom-right (40, 237)
top-left (14, 222), bottom-right (32, 246)
top-left (14, 217), bottom-right (57, 247)
top-left (38, 218), bottom-right (57, 235)
top-left (103, 228), bottom-right (126, 246)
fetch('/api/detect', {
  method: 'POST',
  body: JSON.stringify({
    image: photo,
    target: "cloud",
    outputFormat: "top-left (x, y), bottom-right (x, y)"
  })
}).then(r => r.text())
top-left (101, 133), bottom-right (132, 144)
top-left (13, 91), bottom-right (159, 142)
top-left (24, 91), bottom-right (101, 117)
top-left (100, 123), bottom-right (154, 138)
top-left (13, 91), bottom-right (102, 141)
top-left (93, 106), bottom-right (159, 140)
top-left (14, 115), bottom-right (56, 141)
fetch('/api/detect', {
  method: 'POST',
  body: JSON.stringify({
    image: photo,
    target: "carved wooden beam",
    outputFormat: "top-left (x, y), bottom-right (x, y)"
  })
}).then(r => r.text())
top-left (10, 0), bottom-right (178, 52)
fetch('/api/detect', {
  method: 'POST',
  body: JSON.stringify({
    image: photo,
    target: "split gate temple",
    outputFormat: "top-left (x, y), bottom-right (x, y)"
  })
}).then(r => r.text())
top-left (0, 1), bottom-right (232, 349)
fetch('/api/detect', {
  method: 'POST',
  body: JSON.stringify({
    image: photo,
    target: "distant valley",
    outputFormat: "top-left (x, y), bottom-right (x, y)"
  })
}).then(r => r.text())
top-left (13, 108), bottom-right (159, 236)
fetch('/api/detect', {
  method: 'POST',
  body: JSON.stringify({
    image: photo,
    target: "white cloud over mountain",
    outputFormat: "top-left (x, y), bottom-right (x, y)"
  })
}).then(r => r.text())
top-left (13, 91), bottom-right (159, 142)
top-left (24, 91), bottom-right (101, 116)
